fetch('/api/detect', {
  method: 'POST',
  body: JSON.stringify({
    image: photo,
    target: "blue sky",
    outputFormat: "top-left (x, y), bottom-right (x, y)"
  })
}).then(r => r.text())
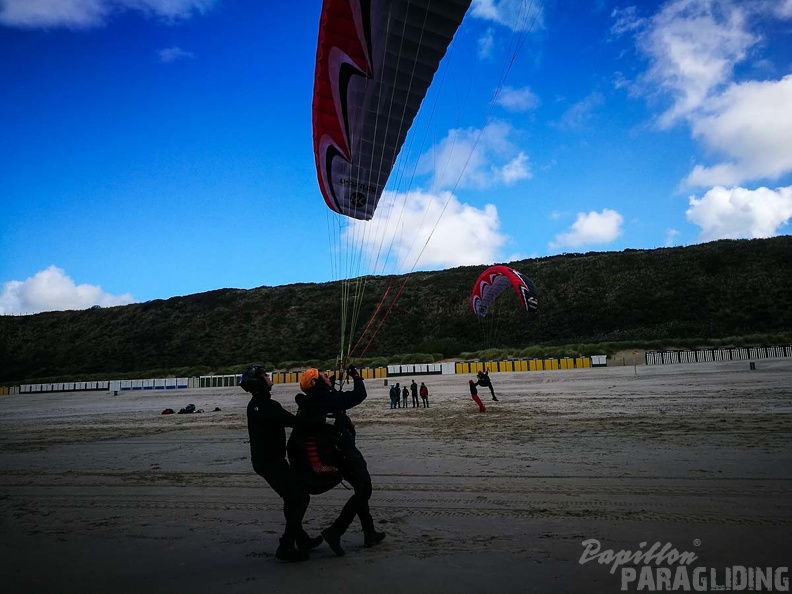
top-left (1, 0), bottom-right (791, 315)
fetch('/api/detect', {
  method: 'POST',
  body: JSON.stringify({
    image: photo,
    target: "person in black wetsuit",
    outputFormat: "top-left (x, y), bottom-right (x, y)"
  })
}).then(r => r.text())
top-left (410, 379), bottom-right (419, 407)
top-left (476, 370), bottom-right (499, 401)
top-left (240, 363), bottom-right (323, 562)
top-left (294, 366), bottom-right (386, 556)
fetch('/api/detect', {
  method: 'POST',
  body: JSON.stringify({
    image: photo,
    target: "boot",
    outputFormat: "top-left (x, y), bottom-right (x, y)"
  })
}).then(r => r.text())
top-left (321, 526), bottom-right (345, 557)
top-left (296, 531), bottom-right (323, 553)
top-left (275, 538), bottom-right (309, 562)
top-left (363, 529), bottom-right (386, 548)
top-left (492, 395), bottom-right (499, 401)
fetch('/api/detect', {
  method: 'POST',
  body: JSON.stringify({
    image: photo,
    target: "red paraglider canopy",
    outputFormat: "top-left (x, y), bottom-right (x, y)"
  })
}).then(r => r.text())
top-left (312, 0), bottom-right (472, 220)
top-left (470, 265), bottom-right (538, 318)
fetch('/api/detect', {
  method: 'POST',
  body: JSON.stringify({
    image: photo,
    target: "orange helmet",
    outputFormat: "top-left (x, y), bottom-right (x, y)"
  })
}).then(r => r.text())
top-left (300, 368), bottom-right (320, 392)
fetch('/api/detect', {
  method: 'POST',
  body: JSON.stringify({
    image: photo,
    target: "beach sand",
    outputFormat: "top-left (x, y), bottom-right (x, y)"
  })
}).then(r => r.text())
top-left (1, 359), bottom-right (790, 593)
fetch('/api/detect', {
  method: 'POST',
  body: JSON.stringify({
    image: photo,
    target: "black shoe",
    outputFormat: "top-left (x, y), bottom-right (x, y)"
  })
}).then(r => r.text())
top-left (321, 527), bottom-right (345, 557)
top-left (296, 533), bottom-right (323, 553)
top-left (492, 396), bottom-right (499, 401)
top-left (363, 530), bottom-right (386, 547)
top-left (275, 539), bottom-right (309, 562)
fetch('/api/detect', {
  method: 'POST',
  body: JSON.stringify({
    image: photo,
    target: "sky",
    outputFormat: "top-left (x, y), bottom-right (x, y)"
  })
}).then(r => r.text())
top-left (1, 0), bottom-right (791, 315)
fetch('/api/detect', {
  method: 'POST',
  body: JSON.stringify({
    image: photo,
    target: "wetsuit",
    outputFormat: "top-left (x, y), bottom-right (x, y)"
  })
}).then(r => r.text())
top-left (247, 393), bottom-right (310, 546)
top-left (477, 372), bottom-right (498, 400)
top-left (294, 376), bottom-right (376, 536)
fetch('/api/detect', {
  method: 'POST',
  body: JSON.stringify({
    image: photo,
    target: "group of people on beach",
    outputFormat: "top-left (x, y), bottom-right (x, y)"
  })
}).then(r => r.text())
top-left (388, 379), bottom-right (430, 408)
top-left (387, 371), bottom-right (499, 412)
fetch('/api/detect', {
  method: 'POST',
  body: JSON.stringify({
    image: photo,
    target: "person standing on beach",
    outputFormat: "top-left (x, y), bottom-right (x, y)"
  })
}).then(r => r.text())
top-left (389, 384), bottom-right (399, 409)
top-left (419, 382), bottom-right (429, 407)
top-left (240, 363), bottom-right (323, 562)
top-left (468, 379), bottom-right (486, 412)
top-left (402, 385), bottom-right (409, 408)
top-left (410, 380), bottom-right (419, 408)
top-left (295, 366), bottom-right (386, 556)
top-left (476, 370), bottom-right (499, 401)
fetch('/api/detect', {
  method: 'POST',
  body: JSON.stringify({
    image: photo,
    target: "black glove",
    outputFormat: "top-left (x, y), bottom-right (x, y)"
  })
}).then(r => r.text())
top-left (346, 365), bottom-right (359, 378)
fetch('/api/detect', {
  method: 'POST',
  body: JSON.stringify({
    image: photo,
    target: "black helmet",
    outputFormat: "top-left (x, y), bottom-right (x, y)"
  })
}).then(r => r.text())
top-left (239, 363), bottom-right (269, 393)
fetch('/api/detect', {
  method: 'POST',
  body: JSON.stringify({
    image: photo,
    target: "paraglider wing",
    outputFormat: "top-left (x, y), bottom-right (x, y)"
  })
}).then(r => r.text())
top-left (312, 0), bottom-right (472, 220)
top-left (471, 265), bottom-right (539, 318)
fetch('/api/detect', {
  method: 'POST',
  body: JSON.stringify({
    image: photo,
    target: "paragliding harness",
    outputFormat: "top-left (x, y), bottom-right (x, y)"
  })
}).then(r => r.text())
top-left (287, 411), bottom-right (346, 495)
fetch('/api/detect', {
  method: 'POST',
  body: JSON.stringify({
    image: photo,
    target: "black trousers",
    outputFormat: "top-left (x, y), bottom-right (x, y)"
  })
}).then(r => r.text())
top-left (256, 459), bottom-right (310, 544)
top-left (331, 446), bottom-right (375, 535)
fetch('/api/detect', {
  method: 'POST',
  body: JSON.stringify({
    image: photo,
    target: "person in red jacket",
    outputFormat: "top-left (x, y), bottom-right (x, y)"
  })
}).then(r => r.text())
top-left (468, 379), bottom-right (486, 412)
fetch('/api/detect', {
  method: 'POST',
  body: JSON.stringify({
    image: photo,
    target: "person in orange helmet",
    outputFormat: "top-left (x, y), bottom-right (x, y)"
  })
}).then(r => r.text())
top-left (291, 366), bottom-right (386, 557)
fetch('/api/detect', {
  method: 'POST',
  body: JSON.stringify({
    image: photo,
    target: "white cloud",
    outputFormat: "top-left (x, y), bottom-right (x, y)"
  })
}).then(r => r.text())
top-left (685, 185), bottom-right (792, 241)
top-left (0, 266), bottom-right (135, 315)
top-left (0, 0), bottom-right (109, 28)
top-left (344, 190), bottom-right (507, 271)
top-left (471, 0), bottom-right (544, 32)
top-left (478, 27), bottom-right (495, 60)
top-left (611, 6), bottom-right (645, 36)
top-left (500, 152), bottom-right (530, 184)
top-left (617, 0), bottom-right (792, 187)
top-left (555, 92), bottom-right (605, 130)
top-left (159, 46), bottom-right (195, 63)
top-left (665, 228), bottom-right (681, 246)
top-left (684, 74), bottom-right (792, 186)
top-left (773, 0), bottom-right (792, 18)
top-left (549, 209), bottom-right (624, 250)
top-left (636, 0), bottom-right (757, 127)
top-left (418, 120), bottom-right (532, 190)
top-left (0, 0), bottom-right (215, 29)
top-left (496, 86), bottom-right (540, 112)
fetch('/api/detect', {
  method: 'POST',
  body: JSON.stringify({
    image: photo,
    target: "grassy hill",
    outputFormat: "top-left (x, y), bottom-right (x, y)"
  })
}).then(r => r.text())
top-left (1, 237), bottom-right (791, 383)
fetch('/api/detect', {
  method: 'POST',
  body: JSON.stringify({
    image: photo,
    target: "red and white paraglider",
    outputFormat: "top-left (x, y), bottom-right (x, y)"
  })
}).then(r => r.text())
top-left (470, 265), bottom-right (539, 318)
top-left (311, 0), bottom-right (473, 362)
top-left (312, 0), bottom-right (472, 221)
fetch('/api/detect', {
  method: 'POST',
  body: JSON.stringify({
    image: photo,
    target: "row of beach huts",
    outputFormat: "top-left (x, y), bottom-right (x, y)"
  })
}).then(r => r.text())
top-left (2, 347), bottom-right (790, 396)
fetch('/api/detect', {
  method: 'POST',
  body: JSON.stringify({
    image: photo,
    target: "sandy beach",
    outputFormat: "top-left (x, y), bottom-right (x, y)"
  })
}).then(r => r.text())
top-left (1, 359), bottom-right (791, 594)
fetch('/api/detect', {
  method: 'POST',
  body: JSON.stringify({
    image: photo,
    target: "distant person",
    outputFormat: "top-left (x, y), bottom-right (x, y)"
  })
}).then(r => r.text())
top-left (293, 366), bottom-right (386, 556)
top-left (468, 379), bottom-right (486, 412)
top-left (410, 380), bottom-right (419, 408)
top-left (239, 363), bottom-right (322, 562)
top-left (393, 382), bottom-right (401, 408)
top-left (389, 384), bottom-right (399, 409)
top-left (419, 382), bottom-right (429, 408)
top-left (476, 370), bottom-right (499, 401)
top-left (402, 385), bottom-right (409, 408)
